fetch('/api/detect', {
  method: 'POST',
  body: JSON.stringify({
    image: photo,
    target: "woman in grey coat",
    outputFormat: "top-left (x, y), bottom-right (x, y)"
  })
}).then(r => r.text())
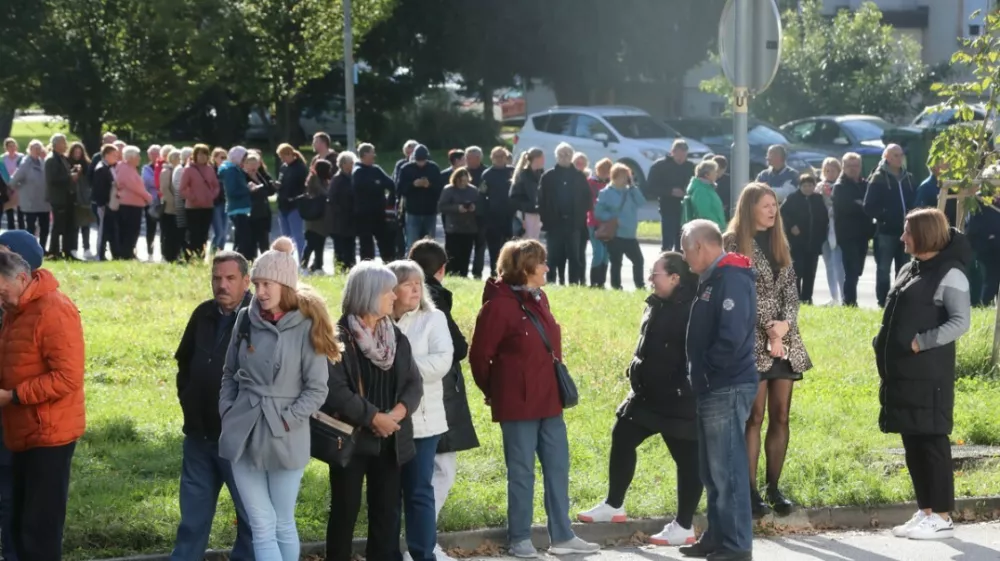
top-left (9, 140), bottom-right (51, 248)
top-left (219, 236), bottom-right (337, 561)
top-left (438, 167), bottom-right (480, 277)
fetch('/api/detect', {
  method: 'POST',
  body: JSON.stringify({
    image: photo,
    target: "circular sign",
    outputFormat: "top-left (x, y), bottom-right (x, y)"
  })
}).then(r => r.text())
top-left (719, 0), bottom-right (783, 94)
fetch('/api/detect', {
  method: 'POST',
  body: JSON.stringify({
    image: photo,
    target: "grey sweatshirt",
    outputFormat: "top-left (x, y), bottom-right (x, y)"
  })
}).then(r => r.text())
top-left (914, 268), bottom-right (972, 351)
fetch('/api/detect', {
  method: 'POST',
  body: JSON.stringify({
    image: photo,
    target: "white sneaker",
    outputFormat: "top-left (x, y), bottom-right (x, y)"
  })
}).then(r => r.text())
top-left (549, 536), bottom-right (600, 555)
top-left (434, 544), bottom-right (455, 561)
top-left (577, 501), bottom-right (627, 523)
top-left (892, 510), bottom-right (928, 538)
top-left (907, 513), bottom-right (954, 540)
top-left (649, 520), bottom-right (696, 546)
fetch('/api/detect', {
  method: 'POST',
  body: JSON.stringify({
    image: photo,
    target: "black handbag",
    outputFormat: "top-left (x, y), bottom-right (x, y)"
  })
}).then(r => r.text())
top-left (309, 365), bottom-right (365, 468)
top-left (297, 194), bottom-right (326, 221)
top-left (519, 303), bottom-right (579, 409)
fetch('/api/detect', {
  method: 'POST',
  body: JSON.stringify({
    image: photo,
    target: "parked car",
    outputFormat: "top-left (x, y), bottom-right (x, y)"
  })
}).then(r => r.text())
top-left (665, 117), bottom-right (829, 177)
top-left (911, 103), bottom-right (989, 128)
top-left (780, 115), bottom-right (890, 159)
top-left (513, 106), bottom-right (711, 185)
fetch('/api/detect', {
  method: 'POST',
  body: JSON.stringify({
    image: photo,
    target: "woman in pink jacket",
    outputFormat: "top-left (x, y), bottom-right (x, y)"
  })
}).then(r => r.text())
top-left (116, 146), bottom-right (154, 259)
top-left (179, 144), bottom-right (221, 258)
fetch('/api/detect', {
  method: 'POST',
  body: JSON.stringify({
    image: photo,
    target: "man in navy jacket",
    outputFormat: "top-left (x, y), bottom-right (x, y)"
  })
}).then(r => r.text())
top-left (863, 144), bottom-right (916, 307)
top-left (681, 220), bottom-right (758, 561)
top-left (397, 144), bottom-right (443, 254)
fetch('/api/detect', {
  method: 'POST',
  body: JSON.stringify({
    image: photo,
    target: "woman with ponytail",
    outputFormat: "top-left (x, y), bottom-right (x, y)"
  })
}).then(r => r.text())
top-left (509, 148), bottom-right (545, 240)
top-left (219, 236), bottom-right (335, 561)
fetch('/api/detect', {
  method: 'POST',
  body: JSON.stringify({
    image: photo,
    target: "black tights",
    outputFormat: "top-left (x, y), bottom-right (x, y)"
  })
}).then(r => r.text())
top-left (745, 379), bottom-right (794, 490)
top-left (606, 416), bottom-right (702, 529)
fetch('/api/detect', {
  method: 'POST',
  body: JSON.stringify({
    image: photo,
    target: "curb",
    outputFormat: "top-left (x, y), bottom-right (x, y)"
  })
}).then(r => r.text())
top-left (98, 496), bottom-right (1000, 561)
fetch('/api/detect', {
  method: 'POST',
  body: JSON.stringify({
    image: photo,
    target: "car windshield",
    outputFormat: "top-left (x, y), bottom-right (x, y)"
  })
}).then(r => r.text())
top-left (678, 122), bottom-right (789, 147)
top-left (840, 118), bottom-right (890, 142)
top-left (748, 125), bottom-right (790, 145)
top-left (606, 116), bottom-right (678, 139)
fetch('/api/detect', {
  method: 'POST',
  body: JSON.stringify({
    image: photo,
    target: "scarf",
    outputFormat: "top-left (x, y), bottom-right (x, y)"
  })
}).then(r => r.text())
top-left (348, 314), bottom-right (397, 371)
top-left (510, 284), bottom-right (543, 302)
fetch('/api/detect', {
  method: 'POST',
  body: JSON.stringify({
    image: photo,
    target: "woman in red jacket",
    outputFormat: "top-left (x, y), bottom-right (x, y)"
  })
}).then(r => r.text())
top-left (470, 239), bottom-right (598, 559)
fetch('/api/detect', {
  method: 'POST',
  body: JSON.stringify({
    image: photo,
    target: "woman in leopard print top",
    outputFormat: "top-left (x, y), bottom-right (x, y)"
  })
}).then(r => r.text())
top-left (724, 183), bottom-right (813, 518)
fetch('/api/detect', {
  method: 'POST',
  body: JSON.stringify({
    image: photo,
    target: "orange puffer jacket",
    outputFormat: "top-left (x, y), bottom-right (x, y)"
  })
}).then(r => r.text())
top-left (0, 269), bottom-right (86, 452)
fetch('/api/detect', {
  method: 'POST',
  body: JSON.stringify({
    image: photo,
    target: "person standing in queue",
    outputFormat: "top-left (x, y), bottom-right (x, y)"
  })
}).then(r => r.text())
top-left (578, 252), bottom-right (703, 548)
top-left (878, 208), bottom-right (971, 541)
top-left (481, 146), bottom-right (516, 277)
top-left (180, 145), bottom-right (221, 261)
top-left (595, 164), bottom-right (647, 291)
top-left (90, 144), bottom-right (119, 261)
top-left (586, 159), bottom-right (612, 287)
top-left (680, 219), bottom-right (758, 561)
top-left (832, 153), bottom-right (873, 307)
top-left (509, 148), bottom-right (545, 240)
top-left (464, 147), bottom-right (489, 279)
top-left (328, 151), bottom-right (358, 270)
top-left (864, 144), bottom-right (917, 308)
top-left (219, 147), bottom-right (254, 261)
top-left (275, 144), bottom-right (310, 259)
top-left (438, 168), bottom-right (480, 277)
top-left (354, 143), bottom-right (399, 262)
top-left (397, 145), bottom-right (443, 255)
top-left (780, 175), bottom-right (828, 305)
top-left (726, 183), bottom-right (812, 518)
top-left (116, 146), bottom-right (155, 259)
top-left (244, 151), bottom-right (276, 261)
top-left (537, 143), bottom-right (592, 286)
top-left (645, 140), bottom-right (694, 251)
top-left (43, 134), bottom-right (80, 261)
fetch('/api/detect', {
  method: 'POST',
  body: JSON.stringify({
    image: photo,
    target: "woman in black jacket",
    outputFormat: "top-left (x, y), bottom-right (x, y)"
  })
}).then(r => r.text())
top-left (780, 175), bottom-right (829, 304)
top-left (833, 153), bottom-right (874, 307)
top-left (244, 151), bottom-right (275, 260)
top-left (876, 208), bottom-right (971, 541)
top-left (509, 148), bottom-right (544, 240)
top-left (578, 252), bottom-right (702, 547)
top-left (329, 152), bottom-right (357, 270)
top-left (275, 143), bottom-right (310, 260)
top-left (322, 262), bottom-right (424, 561)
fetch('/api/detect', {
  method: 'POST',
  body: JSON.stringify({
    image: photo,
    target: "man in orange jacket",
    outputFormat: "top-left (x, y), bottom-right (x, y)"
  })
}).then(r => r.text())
top-left (0, 248), bottom-right (85, 561)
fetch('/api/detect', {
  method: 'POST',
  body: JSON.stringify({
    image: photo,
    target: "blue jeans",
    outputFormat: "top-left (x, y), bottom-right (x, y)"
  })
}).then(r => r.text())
top-left (875, 233), bottom-right (908, 307)
top-left (171, 437), bottom-right (254, 561)
top-left (230, 458), bottom-right (305, 561)
top-left (405, 214), bottom-right (437, 255)
top-left (212, 203), bottom-right (228, 251)
top-left (696, 382), bottom-right (757, 555)
top-left (500, 415), bottom-right (574, 545)
top-left (399, 435), bottom-right (442, 561)
top-left (278, 210), bottom-right (306, 262)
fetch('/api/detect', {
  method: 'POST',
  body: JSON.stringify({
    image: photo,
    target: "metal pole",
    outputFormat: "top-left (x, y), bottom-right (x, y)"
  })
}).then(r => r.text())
top-left (732, 0), bottom-right (751, 211)
top-left (343, 0), bottom-right (356, 151)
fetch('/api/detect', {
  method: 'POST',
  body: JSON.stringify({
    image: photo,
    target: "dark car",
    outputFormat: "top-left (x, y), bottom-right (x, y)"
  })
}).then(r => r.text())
top-left (665, 117), bottom-right (829, 177)
top-left (779, 115), bottom-right (890, 160)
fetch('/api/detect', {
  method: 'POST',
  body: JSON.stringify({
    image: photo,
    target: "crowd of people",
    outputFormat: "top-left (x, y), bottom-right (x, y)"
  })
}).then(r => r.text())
top-left (0, 129), bottom-right (990, 561)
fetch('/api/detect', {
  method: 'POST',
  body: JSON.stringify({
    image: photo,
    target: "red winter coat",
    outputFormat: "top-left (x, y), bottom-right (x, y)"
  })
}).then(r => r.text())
top-left (470, 280), bottom-right (563, 423)
top-left (586, 176), bottom-right (607, 228)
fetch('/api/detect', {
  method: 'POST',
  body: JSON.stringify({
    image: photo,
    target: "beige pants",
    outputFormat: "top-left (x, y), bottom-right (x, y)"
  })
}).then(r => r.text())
top-left (523, 213), bottom-right (542, 240)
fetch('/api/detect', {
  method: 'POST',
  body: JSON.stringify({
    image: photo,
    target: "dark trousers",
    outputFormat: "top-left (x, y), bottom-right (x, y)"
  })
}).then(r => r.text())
top-left (185, 208), bottom-right (214, 259)
top-left (0, 463), bottom-right (16, 561)
top-left (98, 207), bottom-right (121, 261)
top-left (144, 209), bottom-right (158, 252)
top-left (250, 216), bottom-right (271, 259)
top-left (445, 232), bottom-right (476, 277)
top-left (358, 219), bottom-right (396, 262)
top-left (4, 208), bottom-right (22, 231)
top-left (326, 445), bottom-right (401, 561)
top-left (170, 436), bottom-right (254, 561)
top-left (607, 237), bottom-right (644, 290)
top-left (546, 228), bottom-right (584, 285)
top-left (160, 214), bottom-right (183, 262)
top-left (578, 227), bottom-right (589, 281)
top-left (303, 230), bottom-right (325, 271)
top-left (12, 441), bottom-right (76, 561)
top-left (791, 246), bottom-right (820, 304)
top-left (24, 212), bottom-right (50, 250)
top-left (80, 207), bottom-right (92, 252)
top-left (399, 435), bottom-right (442, 561)
top-left (606, 417), bottom-right (702, 529)
top-left (118, 205), bottom-right (144, 259)
top-left (485, 223), bottom-right (513, 279)
top-left (332, 235), bottom-right (356, 270)
top-left (49, 205), bottom-right (77, 255)
top-left (230, 214), bottom-right (254, 261)
top-left (840, 237), bottom-right (868, 307)
top-left (472, 219), bottom-right (487, 279)
top-left (978, 255), bottom-right (1000, 306)
top-left (875, 233), bottom-right (908, 307)
top-left (660, 206), bottom-right (681, 251)
top-left (901, 434), bottom-right (954, 513)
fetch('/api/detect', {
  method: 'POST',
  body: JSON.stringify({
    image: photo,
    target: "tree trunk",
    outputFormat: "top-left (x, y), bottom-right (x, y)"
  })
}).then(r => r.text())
top-left (276, 97), bottom-right (303, 148)
top-left (0, 107), bottom-right (14, 141)
top-left (74, 117), bottom-right (103, 155)
top-left (480, 84), bottom-right (495, 124)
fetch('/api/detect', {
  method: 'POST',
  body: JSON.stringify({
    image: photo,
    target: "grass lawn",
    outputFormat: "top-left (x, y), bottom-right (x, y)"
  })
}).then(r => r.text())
top-left (43, 260), bottom-right (1000, 559)
top-left (637, 220), bottom-right (661, 244)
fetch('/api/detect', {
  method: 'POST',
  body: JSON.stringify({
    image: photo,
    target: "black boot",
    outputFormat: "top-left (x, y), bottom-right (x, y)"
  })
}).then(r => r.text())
top-left (680, 539), bottom-right (718, 558)
top-left (751, 488), bottom-right (772, 519)
top-left (766, 484), bottom-right (795, 516)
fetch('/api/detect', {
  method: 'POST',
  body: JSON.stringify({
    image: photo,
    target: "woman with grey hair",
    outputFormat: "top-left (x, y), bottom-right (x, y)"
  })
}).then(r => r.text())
top-left (329, 151), bottom-right (357, 270)
top-left (387, 260), bottom-right (453, 561)
top-left (114, 145), bottom-right (153, 259)
top-left (9, 139), bottom-right (51, 248)
top-left (537, 142), bottom-right (593, 285)
top-left (323, 261), bottom-right (424, 561)
top-left (159, 149), bottom-right (184, 262)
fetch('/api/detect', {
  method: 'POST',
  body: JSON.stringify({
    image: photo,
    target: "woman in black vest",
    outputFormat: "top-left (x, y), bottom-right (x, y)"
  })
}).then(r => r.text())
top-left (876, 208), bottom-right (971, 541)
top-left (577, 252), bottom-right (702, 547)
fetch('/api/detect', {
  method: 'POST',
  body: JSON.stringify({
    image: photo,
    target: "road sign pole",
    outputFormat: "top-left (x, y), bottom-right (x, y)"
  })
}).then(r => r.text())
top-left (343, 0), bottom-right (356, 151)
top-left (732, 0), bottom-right (751, 211)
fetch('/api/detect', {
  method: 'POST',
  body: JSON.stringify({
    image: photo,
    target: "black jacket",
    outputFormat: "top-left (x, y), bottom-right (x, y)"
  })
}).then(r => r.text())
top-left (426, 277), bottom-right (480, 453)
top-left (781, 190), bottom-right (829, 253)
top-left (176, 293), bottom-right (252, 439)
top-left (481, 166), bottom-right (515, 230)
top-left (327, 171), bottom-right (356, 237)
top-left (510, 169), bottom-right (543, 214)
top-left (276, 158), bottom-right (309, 213)
top-left (619, 286), bottom-right (698, 439)
top-left (537, 165), bottom-right (592, 232)
top-left (876, 230), bottom-right (971, 436)
top-left (645, 157), bottom-right (694, 213)
top-left (864, 165), bottom-right (917, 237)
top-left (833, 175), bottom-right (874, 244)
top-left (321, 317), bottom-right (425, 465)
top-left (249, 169), bottom-right (276, 220)
top-left (397, 160), bottom-right (444, 216)
top-left (352, 163), bottom-right (395, 218)
top-left (91, 161), bottom-right (115, 207)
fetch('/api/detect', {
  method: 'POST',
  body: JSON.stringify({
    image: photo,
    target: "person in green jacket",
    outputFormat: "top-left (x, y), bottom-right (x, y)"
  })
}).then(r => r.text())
top-left (681, 160), bottom-right (727, 230)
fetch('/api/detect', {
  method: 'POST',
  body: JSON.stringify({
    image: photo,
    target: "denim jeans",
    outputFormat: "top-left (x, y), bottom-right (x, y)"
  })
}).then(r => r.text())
top-left (278, 210), bottom-right (306, 261)
top-left (171, 436), bottom-right (253, 561)
top-left (405, 214), bottom-right (437, 255)
top-left (696, 382), bottom-right (757, 555)
top-left (875, 233), bottom-right (908, 307)
top-left (821, 241), bottom-right (844, 304)
top-left (588, 227), bottom-right (608, 287)
top-left (500, 415), bottom-right (575, 545)
top-left (399, 435), bottom-right (442, 561)
top-left (230, 457), bottom-right (305, 561)
top-left (212, 203), bottom-right (228, 251)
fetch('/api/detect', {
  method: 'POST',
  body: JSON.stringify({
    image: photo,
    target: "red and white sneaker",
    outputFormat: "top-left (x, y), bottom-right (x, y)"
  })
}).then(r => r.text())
top-left (577, 502), bottom-right (627, 523)
top-left (649, 520), bottom-right (696, 546)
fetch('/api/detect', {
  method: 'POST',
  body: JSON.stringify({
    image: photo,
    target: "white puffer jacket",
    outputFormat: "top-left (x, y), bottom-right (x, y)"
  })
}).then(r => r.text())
top-left (396, 307), bottom-right (453, 438)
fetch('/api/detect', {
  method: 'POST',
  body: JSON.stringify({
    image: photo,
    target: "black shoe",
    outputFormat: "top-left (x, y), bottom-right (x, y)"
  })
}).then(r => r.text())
top-left (766, 485), bottom-right (795, 516)
top-left (706, 550), bottom-right (752, 561)
top-left (751, 489), bottom-right (772, 519)
top-left (680, 540), bottom-right (717, 558)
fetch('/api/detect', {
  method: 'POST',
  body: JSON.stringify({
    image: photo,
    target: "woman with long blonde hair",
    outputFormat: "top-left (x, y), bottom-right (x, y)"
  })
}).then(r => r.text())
top-left (509, 148), bottom-right (545, 239)
top-left (724, 183), bottom-right (812, 518)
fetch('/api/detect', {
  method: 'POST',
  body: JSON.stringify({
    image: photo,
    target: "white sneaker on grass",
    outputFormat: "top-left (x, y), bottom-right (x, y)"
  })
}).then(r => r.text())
top-left (549, 536), bottom-right (600, 555)
top-left (891, 510), bottom-right (928, 538)
top-left (509, 540), bottom-right (539, 558)
top-left (577, 501), bottom-right (627, 523)
top-left (907, 513), bottom-right (954, 540)
top-left (649, 520), bottom-right (696, 546)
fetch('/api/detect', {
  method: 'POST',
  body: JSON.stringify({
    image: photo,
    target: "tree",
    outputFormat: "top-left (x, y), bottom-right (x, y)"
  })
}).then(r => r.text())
top-left (701, 0), bottom-right (925, 125)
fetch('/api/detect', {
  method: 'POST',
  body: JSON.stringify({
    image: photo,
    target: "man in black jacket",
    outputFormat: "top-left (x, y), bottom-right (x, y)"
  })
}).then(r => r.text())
top-left (170, 252), bottom-right (253, 561)
top-left (91, 144), bottom-right (120, 261)
top-left (353, 143), bottom-right (398, 261)
top-left (538, 143), bottom-right (593, 285)
top-left (645, 140), bottom-right (694, 251)
top-left (833, 153), bottom-right (874, 307)
top-left (864, 144), bottom-right (917, 307)
top-left (465, 146), bottom-right (490, 278)
top-left (781, 175), bottom-right (829, 304)
top-left (480, 147), bottom-right (515, 278)
top-left (397, 144), bottom-right (443, 255)
top-left (44, 134), bottom-right (79, 260)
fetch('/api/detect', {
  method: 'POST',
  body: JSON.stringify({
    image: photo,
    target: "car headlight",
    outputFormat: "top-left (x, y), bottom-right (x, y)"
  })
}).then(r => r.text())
top-left (641, 149), bottom-right (667, 161)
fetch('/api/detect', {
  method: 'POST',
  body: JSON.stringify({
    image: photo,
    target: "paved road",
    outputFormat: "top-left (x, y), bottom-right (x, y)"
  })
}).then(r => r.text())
top-left (467, 523), bottom-right (1000, 561)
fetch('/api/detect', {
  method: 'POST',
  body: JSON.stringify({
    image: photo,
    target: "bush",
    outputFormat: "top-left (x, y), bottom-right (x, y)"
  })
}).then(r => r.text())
top-left (372, 91), bottom-right (501, 151)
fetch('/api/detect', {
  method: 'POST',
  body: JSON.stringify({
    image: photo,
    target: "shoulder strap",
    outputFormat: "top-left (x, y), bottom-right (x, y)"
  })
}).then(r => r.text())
top-left (236, 309), bottom-right (252, 348)
top-left (519, 302), bottom-right (554, 357)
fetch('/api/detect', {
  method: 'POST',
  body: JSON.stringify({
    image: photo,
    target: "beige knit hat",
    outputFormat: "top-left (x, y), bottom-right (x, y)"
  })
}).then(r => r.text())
top-left (251, 237), bottom-right (299, 288)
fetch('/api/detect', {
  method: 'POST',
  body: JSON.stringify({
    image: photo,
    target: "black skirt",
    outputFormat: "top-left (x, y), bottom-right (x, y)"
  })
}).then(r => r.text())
top-left (760, 358), bottom-right (803, 382)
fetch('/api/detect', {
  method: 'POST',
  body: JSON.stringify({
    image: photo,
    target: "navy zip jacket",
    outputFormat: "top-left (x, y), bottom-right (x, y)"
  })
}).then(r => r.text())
top-left (397, 160), bottom-right (444, 216)
top-left (863, 162), bottom-right (916, 237)
top-left (686, 252), bottom-right (758, 394)
top-left (353, 163), bottom-right (395, 217)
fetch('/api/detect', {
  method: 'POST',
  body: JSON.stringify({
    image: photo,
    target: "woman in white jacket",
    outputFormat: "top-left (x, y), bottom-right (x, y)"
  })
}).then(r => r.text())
top-left (387, 260), bottom-right (454, 561)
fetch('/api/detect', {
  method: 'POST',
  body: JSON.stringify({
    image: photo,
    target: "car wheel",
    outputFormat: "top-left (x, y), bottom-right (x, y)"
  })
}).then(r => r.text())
top-left (620, 159), bottom-right (646, 189)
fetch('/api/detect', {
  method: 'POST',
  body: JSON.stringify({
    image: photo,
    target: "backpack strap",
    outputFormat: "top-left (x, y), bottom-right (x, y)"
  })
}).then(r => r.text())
top-left (236, 309), bottom-right (253, 353)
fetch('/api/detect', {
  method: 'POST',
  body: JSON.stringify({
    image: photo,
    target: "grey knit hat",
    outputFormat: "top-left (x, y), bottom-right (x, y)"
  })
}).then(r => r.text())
top-left (251, 237), bottom-right (298, 288)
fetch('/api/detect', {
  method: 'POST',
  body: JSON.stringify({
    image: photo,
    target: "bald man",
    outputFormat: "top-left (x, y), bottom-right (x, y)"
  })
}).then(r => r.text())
top-left (863, 144), bottom-right (917, 307)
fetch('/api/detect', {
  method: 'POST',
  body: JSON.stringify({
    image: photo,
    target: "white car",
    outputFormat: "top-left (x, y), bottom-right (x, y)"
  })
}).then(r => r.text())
top-left (512, 106), bottom-right (710, 185)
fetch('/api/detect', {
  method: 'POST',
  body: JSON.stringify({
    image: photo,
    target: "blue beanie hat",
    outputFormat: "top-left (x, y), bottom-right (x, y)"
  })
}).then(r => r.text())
top-left (0, 230), bottom-right (43, 271)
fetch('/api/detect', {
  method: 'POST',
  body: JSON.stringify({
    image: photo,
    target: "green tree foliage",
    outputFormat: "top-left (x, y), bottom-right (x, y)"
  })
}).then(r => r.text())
top-left (702, 0), bottom-right (925, 124)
